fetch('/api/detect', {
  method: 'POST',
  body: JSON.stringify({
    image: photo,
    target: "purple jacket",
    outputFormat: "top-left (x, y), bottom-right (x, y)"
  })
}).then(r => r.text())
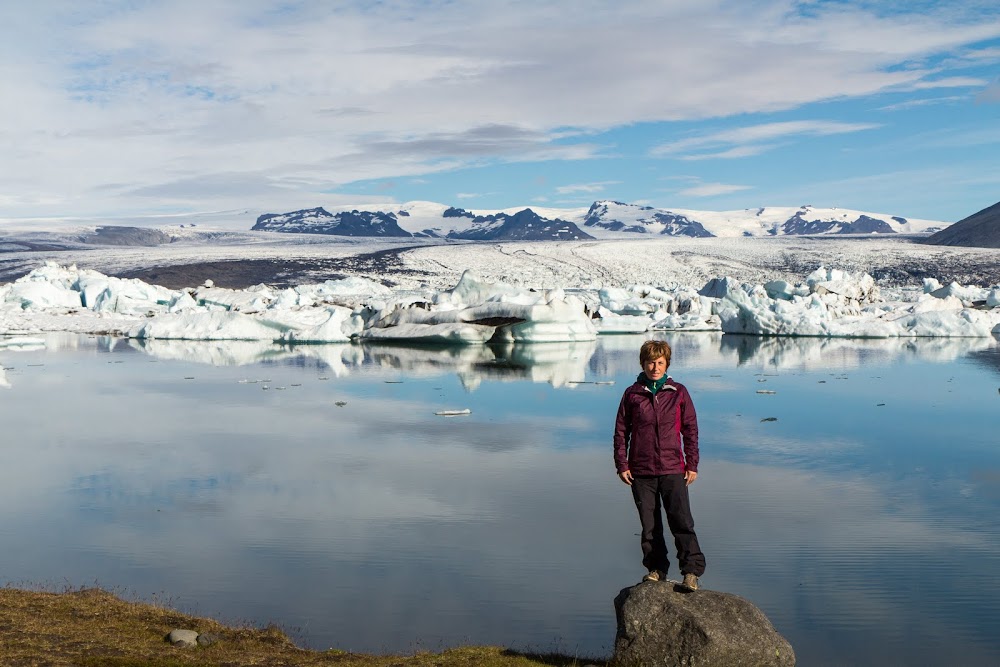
top-left (614, 376), bottom-right (699, 475)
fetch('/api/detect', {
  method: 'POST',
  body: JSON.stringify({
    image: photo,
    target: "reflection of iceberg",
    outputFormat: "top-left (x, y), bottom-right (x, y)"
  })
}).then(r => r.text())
top-left (586, 332), bottom-right (730, 377)
top-left (290, 344), bottom-right (365, 378)
top-left (126, 338), bottom-right (364, 375)
top-left (73, 328), bottom-right (1000, 379)
top-left (0, 336), bottom-right (50, 389)
top-left (360, 340), bottom-right (598, 389)
top-left (362, 342), bottom-right (500, 376)
top-left (719, 334), bottom-right (999, 370)
top-left (118, 334), bottom-right (600, 387)
top-left (0, 336), bottom-right (46, 350)
top-left (967, 346), bottom-right (1000, 377)
top-left (458, 340), bottom-right (598, 389)
top-left (127, 338), bottom-right (298, 366)
top-left (586, 333), bottom-right (1000, 376)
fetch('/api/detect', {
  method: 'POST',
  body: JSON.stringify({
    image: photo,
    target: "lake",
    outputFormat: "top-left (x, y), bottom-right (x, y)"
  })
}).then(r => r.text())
top-left (1, 332), bottom-right (999, 665)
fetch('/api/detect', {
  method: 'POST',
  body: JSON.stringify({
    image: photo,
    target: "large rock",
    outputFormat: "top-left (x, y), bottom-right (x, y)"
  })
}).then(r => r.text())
top-left (166, 628), bottom-right (199, 648)
top-left (613, 580), bottom-right (794, 666)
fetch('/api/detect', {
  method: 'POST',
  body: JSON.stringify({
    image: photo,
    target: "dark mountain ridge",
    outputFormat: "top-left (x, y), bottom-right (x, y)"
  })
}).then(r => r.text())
top-left (253, 208), bottom-right (411, 237)
top-left (446, 208), bottom-right (593, 241)
top-left (254, 206), bottom-right (593, 241)
top-left (923, 200), bottom-right (1000, 248)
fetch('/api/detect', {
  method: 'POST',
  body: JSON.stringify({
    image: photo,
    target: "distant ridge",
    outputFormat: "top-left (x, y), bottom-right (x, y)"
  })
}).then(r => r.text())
top-left (253, 205), bottom-right (593, 240)
top-left (252, 208), bottom-right (411, 237)
top-left (923, 200), bottom-right (1000, 248)
top-left (250, 200), bottom-right (948, 240)
top-left (583, 201), bottom-right (712, 237)
top-left (446, 208), bottom-right (592, 241)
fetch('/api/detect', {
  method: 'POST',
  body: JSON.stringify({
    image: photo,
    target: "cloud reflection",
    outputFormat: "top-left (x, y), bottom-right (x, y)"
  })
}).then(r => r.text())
top-left (1, 333), bottom-right (1000, 665)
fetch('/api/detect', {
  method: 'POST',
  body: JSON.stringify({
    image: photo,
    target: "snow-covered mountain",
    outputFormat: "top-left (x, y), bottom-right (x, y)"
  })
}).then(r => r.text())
top-left (252, 207), bottom-right (412, 237)
top-left (582, 201), bottom-right (712, 237)
top-left (582, 201), bottom-right (945, 237)
top-left (440, 207), bottom-right (592, 240)
top-left (253, 203), bottom-right (593, 240)
top-left (250, 200), bottom-right (948, 240)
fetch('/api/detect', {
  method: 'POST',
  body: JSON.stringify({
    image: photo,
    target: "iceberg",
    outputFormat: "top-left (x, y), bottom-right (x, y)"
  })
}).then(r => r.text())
top-left (1, 261), bottom-right (998, 342)
top-left (714, 268), bottom-right (1000, 338)
top-left (362, 271), bottom-right (597, 344)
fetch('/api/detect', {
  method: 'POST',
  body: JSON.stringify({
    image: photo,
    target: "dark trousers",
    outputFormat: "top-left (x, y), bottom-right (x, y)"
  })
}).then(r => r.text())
top-left (631, 474), bottom-right (706, 577)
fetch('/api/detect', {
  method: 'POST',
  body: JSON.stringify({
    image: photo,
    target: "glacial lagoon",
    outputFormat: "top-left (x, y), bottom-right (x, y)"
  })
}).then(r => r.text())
top-left (1, 333), bottom-right (999, 665)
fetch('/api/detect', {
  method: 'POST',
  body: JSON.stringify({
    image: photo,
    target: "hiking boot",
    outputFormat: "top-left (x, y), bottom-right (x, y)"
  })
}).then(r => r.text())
top-left (681, 573), bottom-right (699, 591)
top-left (642, 570), bottom-right (662, 582)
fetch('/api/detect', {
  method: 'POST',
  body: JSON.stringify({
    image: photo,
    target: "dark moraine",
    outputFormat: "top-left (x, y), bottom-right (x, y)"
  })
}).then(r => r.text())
top-left (115, 246), bottom-right (427, 290)
top-left (80, 226), bottom-right (174, 247)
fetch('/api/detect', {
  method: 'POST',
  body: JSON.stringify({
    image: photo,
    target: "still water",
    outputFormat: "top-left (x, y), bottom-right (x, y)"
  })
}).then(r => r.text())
top-left (1, 333), bottom-right (999, 665)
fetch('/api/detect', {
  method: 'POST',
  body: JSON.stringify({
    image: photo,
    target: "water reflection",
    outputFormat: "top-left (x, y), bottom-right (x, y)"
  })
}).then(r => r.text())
top-left (968, 345), bottom-right (1000, 376)
top-left (108, 333), bottom-right (1000, 382)
top-left (701, 460), bottom-right (1000, 667)
top-left (720, 333), bottom-right (999, 369)
top-left (1, 333), bottom-right (999, 665)
top-left (2, 332), bottom-right (998, 395)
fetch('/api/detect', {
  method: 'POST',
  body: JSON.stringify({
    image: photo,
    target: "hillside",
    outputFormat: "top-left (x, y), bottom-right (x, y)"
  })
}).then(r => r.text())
top-left (923, 200), bottom-right (1000, 248)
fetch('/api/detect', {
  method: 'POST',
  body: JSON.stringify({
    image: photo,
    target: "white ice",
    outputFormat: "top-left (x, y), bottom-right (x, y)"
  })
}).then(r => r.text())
top-left (1, 257), bottom-right (999, 345)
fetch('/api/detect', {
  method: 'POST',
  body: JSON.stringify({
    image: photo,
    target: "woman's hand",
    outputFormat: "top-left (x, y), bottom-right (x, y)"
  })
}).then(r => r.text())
top-left (684, 470), bottom-right (698, 486)
top-left (618, 470), bottom-right (633, 486)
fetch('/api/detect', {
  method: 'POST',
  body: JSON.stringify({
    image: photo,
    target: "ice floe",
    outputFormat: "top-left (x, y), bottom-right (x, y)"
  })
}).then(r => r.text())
top-left (1, 262), bottom-right (998, 343)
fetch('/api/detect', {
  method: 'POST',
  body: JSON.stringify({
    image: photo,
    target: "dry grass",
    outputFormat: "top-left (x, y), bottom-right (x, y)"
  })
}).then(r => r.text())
top-left (0, 587), bottom-right (606, 667)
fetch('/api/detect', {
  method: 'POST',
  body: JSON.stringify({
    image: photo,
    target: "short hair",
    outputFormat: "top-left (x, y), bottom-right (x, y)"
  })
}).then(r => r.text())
top-left (640, 339), bottom-right (672, 367)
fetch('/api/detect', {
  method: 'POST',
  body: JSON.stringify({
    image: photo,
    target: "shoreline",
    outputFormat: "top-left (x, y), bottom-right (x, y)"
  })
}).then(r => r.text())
top-left (0, 586), bottom-right (606, 666)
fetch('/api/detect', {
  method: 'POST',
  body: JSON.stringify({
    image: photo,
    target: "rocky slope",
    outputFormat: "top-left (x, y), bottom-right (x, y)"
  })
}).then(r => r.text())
top-left (923, 200), bottom-right (1000, 248)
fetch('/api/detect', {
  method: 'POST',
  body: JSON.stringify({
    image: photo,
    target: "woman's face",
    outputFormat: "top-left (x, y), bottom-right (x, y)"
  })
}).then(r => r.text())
top-left (642, 355), bottom-right (668, 381)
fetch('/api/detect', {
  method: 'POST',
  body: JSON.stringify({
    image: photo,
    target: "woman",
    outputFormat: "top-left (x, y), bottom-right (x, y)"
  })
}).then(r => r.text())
top-left (613, 339), bottom-right (706, 590)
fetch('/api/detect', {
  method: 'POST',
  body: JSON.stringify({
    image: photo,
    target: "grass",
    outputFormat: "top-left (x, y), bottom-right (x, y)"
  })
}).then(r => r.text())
top-left (0, 586), bottom-right (608, 667)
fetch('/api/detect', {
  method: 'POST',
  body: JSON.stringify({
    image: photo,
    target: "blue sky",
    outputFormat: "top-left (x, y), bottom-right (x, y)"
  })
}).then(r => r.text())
top-left (1, 0), bottom-right (998, 223)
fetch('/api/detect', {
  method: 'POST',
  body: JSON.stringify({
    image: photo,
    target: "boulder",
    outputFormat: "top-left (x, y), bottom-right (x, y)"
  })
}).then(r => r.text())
top-left (613, 580), bottom-right (794, 667)
top-left (197, 632), bottom-right (220, 646)
top-left (166, 628), bottom-right (199, 648)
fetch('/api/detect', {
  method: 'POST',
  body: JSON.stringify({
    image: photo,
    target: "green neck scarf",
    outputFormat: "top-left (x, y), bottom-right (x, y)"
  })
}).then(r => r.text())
top-left (638, 373), bottom-right (669, 395)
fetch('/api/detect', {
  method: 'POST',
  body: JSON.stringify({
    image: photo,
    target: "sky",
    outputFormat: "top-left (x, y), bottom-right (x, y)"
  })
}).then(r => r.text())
top-left (1, 0), bottom-right (999, 224)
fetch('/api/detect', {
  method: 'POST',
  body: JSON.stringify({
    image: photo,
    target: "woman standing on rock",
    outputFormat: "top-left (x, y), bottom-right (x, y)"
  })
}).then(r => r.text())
top-left (613, 339), bottom-right (706, 590)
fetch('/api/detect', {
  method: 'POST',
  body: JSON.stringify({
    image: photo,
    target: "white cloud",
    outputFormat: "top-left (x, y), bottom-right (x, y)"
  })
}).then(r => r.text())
top-left (877, 96), bottom-right (968, 111)
top-left (678, 145), bottom-right (779, 161)
top-left (905, 76), bottom-right (988, 90)
top-left (677, 183), bottom-right (752, 197)
top-left (965, 46), bottom-right (1000, 60)
top-left (1, 1), bottom-right (999, 216)
top-left (554, 181), bottom-right (620, 195)
top-left (651, 120), bottom-right (880, 159)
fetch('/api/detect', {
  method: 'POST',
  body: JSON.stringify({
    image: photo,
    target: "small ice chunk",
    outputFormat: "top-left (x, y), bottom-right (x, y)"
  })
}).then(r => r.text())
top-left (435, 408), bottom-right (471, 416)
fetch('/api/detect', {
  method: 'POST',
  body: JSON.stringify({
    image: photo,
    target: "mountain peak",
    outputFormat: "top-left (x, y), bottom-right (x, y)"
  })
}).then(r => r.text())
top-left (250, 200), bottom-right (947, 240)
